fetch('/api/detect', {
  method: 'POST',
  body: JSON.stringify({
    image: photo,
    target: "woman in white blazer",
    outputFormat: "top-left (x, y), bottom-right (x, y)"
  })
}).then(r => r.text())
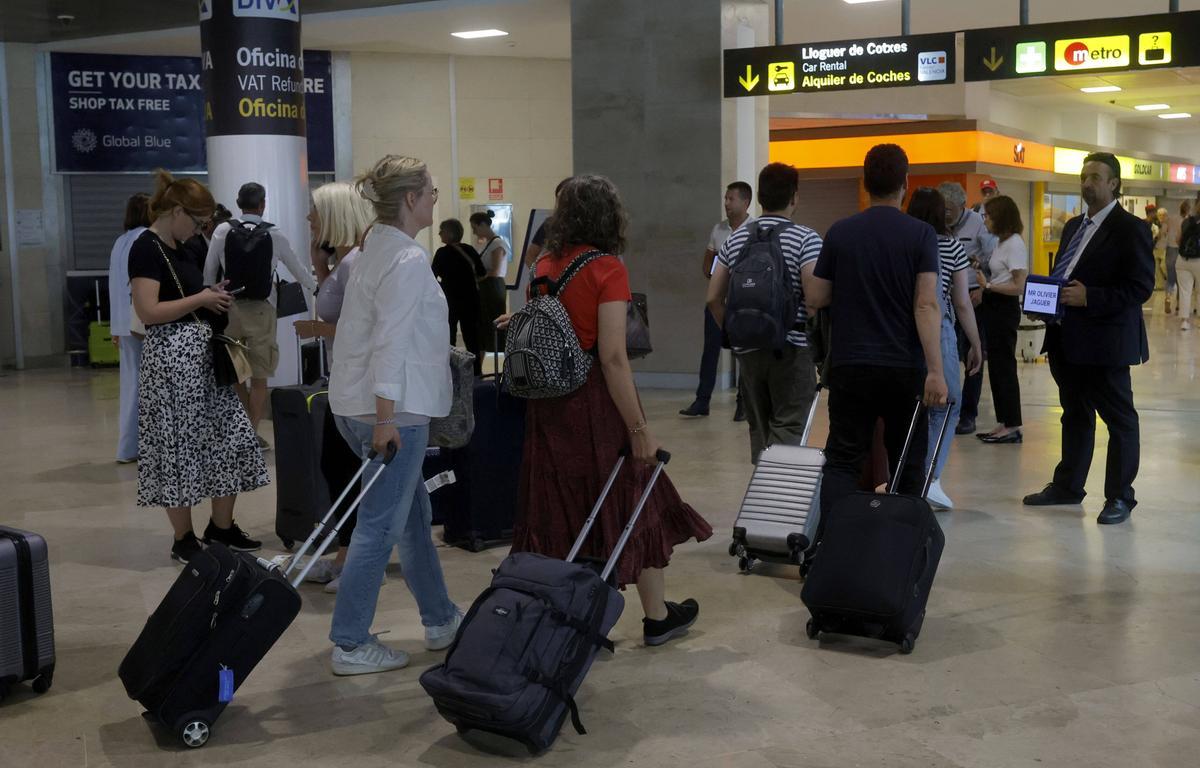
top-left (108, 193), bottom-right (150, 463)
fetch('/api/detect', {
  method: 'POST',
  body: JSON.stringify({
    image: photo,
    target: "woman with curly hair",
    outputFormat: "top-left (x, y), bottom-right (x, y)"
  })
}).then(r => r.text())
top-left (509, 174), bottom-right (712, 647)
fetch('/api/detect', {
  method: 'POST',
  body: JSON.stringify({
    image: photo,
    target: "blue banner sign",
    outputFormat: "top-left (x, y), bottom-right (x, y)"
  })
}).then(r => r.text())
top-left (51, 51), bottom-right (334, 173)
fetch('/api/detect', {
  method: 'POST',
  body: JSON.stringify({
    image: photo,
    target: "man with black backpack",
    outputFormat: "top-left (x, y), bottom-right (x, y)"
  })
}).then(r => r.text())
top-left (204, 182), bottom-right (317, 447)
top-left (706, 163), bottom-right (822, 464)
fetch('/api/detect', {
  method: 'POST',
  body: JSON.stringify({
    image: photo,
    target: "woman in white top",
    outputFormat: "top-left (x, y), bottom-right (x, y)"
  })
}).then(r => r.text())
top-left (298, 181), bottom-right (375, 591)
top-left (976, 195), bottom-right (1028, 444)
top-left (471, 209), bottom-right (508, 351)
top-left (108, 193), bottom-right (150, 463)
top-left (326, 155), bottom-right (460, 677)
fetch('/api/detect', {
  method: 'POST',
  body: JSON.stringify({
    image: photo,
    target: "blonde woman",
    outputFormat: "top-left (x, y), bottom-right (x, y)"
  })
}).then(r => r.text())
top-left (130, 170), bottom-right (269, 563)
top-left (300, 181), bottom-right (376, 591)
top-left (326, 156), bottom-right (460, 676)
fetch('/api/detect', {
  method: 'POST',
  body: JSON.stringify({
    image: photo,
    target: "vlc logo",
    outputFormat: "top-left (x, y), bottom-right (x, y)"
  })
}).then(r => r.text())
top-left (234, 0), bottom-right (300, 21)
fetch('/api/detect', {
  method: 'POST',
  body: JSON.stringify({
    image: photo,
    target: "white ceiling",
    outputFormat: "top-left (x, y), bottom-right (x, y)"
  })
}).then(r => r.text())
top-left (40, 0), bottom-right (571, 59)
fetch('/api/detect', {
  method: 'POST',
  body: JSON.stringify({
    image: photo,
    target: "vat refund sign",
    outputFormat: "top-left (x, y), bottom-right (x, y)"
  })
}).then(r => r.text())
top-left (50, 51), bottom-right (333, 173)
top-left (723, 32), bottom-right (956, 97)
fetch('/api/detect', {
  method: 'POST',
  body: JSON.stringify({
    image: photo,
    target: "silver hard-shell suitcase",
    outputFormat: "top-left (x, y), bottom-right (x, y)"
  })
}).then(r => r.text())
top-left (0, 526), bottom-right (55, 700)
top-left (729, 387), bottom-right (823, 577)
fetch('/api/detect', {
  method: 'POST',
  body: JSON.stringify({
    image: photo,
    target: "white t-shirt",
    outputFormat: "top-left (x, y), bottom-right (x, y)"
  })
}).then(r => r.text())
top-left (708, 216), bottom-right (754, 275)
top-left (479, 236), bottom-right (509, 279)
top-left (988, 234), bottom-right (1029, 286)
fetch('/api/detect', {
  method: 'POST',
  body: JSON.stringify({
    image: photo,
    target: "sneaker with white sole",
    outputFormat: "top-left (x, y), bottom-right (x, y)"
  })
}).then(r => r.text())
top-left (302, 558), bottom-right (342, 584)
top-left (330, 635), bottom-right (409, 676)
top-left (926, 478), bottom-right (954, 510)
top-left (323, 569), bottom-right (385, 594)
top-left (424, 609), bottom-right (464, 651)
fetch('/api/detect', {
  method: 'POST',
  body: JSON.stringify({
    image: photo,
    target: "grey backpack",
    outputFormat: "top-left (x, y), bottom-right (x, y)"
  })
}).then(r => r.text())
top-left (503, 250), bottom-right (605, 399)
top-left (429, 347), bottom-right (476, 449)
top-left (724, 222), bottom-right (796, 351)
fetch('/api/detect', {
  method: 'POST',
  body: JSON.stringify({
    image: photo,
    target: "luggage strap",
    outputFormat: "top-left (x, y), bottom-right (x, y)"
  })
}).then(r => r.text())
top-left (546, 604), bottom-right (615, 654)
top-left (524, 668), bottom-right (586, 735)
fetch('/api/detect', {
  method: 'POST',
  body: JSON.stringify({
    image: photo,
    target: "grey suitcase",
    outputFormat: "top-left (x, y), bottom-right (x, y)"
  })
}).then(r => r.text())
top-left (729, 387), bottom-right (824, 578)
top-left (0, 526), bottom-right (55, 700)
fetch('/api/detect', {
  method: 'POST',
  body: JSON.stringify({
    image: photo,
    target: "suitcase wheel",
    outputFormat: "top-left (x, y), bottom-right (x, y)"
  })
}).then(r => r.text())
top-left (899, 635), bottom-right (916, 655)
top-left (805, 619), bottom-right (820, 641)
top-left (280, 536), bottom-right (295, 551)
top-left (798, 560), bottom-right (811, 580)
top-left (180, 718), bottom-right (212, 749)
top-left (31, 674), bottom-right (51, 694)
top-left (467, 537), bottom-right (485, 553)
top-left (738, 556), bottom-right (753, 573)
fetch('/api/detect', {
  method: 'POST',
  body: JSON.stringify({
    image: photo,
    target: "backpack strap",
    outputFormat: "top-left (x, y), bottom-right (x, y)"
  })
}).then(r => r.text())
top-left (528, 249), bottom-right (605, 298)
top-left (524, 668), bottom-right (587, 735)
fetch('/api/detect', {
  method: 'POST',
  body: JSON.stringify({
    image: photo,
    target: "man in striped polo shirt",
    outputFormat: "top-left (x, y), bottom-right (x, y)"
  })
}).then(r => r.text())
top-left (707, 163), bottom-right (822, 463)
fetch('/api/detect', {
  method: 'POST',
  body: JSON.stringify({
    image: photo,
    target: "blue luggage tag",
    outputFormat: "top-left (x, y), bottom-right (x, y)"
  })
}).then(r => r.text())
top-left (218, 665), bottom-right (235, 702)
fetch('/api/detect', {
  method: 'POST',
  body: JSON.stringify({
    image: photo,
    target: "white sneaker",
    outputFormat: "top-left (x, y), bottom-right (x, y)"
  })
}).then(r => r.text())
top-left (1182, 320), bottom-right (1192, 331)
top-left (927, 479), bottom-right (954, 510)
top-left (303, 558), bottom-right (342, 584)
top-left (330, 635), bottom-right (409, 676)
top-left (323, 570), bottom-right (386, 594)
top-left (425, 609), bottom-right (464, 651)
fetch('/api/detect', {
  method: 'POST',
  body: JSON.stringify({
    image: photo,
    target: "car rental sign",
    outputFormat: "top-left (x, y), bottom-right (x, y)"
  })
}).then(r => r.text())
top-left (723, 32), bottom-right (956, 97)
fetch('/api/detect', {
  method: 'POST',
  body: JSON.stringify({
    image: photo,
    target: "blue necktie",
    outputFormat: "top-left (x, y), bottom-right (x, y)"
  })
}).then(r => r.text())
top-left (1051, 218), bottom-right (1092, 280)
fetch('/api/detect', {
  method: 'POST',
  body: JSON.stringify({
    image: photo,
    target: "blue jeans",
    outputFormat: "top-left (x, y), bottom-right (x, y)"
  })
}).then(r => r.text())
top-left (118, 335), bottom-right (143, 461)
top-left (928, 315), bottom-right (962, 480)
top-left (330, 417), bottom-right (457, 648)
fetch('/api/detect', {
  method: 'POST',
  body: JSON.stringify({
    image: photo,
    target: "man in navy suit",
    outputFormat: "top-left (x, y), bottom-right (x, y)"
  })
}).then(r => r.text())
top-left (1023, 152), bottom-right (1154, 524)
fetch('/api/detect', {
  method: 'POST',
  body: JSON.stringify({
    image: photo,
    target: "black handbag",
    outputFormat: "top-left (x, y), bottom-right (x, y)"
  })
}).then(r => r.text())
top-left (626, 292), bottom-right (652, 359)
top-left (275, 279), bottom-right (308, 317)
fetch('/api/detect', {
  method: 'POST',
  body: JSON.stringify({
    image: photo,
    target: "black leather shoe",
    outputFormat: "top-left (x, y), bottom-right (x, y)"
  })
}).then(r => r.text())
top-left (1023, 484), bottom-right (1085, 506)
top-left (679, 401), bottom-right (710, 417)
top-left (1097, 499), bottom-right (1133, 525)
top-left (955, 419), bottom-right (976, 435)
top-left (979, 430), bottom-right (1022, 444)
top-left (733, 401), bottom-right (746, 422)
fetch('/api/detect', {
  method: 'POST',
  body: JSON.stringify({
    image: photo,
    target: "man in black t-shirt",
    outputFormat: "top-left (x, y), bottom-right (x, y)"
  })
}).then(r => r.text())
top-left (807, 144), bottom-right (947, 520)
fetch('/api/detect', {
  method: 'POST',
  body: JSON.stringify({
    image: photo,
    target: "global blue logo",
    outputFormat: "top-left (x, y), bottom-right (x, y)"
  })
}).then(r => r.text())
top-left (233, 0), bottom-right (300, 21)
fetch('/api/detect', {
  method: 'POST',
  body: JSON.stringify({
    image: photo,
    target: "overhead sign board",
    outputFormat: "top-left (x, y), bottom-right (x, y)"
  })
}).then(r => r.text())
top-left (724, 32), bottom-right (956, 97)
top-left (965, 10), bottom-right (1200, 81)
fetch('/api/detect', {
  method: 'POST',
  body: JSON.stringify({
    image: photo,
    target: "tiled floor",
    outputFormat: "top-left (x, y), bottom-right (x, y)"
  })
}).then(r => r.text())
top-left (1, 310), bottom-right (1198, 767)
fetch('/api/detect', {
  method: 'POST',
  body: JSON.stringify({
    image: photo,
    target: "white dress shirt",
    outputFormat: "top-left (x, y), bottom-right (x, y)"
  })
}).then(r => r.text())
top-left (108, 227), bottom-right (146, 337)
top-left (328, 224), bottom-right (452, 421)
top-left (1062, 199), bottom-right (1119, 279)
top-left (202, 213), bottom-right (317, 302)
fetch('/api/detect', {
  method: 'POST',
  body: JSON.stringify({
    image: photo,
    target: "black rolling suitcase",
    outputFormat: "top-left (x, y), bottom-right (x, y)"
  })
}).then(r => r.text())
top-left (800, 400), bottom-right (951, 654)
top-left (0, 526), bottom-right (55, 701)
top-left (119, 451), bottom-right (394, 749)
top-left (421, 449), bottom-right (671, 754)
top-left (433, 335), bottom-right (526, 551)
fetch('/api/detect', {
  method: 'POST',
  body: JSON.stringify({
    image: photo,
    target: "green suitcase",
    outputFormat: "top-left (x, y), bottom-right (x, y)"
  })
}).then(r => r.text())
top-left (89, 321), bottom-right (119, 367)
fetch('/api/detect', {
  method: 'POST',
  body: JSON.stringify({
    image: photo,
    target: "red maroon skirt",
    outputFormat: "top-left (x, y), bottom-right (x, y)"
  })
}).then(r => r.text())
top-left (512, 366), bottom-right (713, 588)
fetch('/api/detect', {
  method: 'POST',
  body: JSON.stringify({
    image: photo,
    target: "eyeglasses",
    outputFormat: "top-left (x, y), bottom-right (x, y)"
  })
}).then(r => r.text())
top-left (186, 212), bottom-right (211, 232)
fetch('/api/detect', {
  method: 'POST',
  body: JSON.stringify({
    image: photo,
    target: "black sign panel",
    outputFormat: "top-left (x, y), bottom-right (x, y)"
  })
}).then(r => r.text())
top-left (200, 0), bottom-right (306, 137)
top-left (964, 10), bottom-right (1200, 82)
top-left (723, 33), bottom-right (956, 98)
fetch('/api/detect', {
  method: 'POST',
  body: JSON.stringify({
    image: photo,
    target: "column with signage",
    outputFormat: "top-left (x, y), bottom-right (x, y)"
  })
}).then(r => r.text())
top-left (200, 0), bottom-right (309, 387)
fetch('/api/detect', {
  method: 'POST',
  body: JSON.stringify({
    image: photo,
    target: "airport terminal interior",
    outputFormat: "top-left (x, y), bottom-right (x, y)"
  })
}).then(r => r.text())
top-left (1, 1), bottom-right (1200, 766)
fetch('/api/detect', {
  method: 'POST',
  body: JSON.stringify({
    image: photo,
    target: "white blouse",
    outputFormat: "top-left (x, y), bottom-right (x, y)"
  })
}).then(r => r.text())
top-left (328, 224), bottom-right (451, 420)
top-left (988, 234), bottom-right (1028, 286)
top-left (108, 227), bottom-right (146, 337)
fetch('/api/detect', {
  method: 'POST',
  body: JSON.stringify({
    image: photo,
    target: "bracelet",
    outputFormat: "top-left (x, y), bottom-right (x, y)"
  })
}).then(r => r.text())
top-left (629, 421), bottom-right (647, 435)
top-left (375, 417), bottom-right (395, 426)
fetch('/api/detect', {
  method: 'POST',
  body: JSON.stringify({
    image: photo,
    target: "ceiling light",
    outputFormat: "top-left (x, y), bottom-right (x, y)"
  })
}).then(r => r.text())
top-left (1134, 103), bottom-right (1170, 111)
top-left (1080, 85), bottom-right (1121, 93)
top-left (1158, 112), bottom-right (1192, 119)
top-left (843, 0), bottom-right (889, 3)
top-left (451, 29), bottom-right (508, 39)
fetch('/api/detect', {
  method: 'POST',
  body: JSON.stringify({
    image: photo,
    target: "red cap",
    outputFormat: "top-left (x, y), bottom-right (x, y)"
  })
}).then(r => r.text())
top-left (980, 179), bottom-right (998, 192)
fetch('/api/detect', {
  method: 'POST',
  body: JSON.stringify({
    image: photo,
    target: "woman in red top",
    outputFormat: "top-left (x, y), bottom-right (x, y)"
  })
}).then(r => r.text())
top-left (509, 175), bottom-right (712, 647)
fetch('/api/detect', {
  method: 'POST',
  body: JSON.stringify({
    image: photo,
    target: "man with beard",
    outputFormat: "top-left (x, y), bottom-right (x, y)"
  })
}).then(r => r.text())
top-left (1023, 152), bottom-right (1154, 525)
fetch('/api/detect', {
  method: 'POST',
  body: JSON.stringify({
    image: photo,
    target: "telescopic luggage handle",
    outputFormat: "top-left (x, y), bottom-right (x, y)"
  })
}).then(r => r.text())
top-left (282, 444), bottom-right (397, 588)
top-left (564, 447), bottom-right (672, 583)
top-left (799, 383), bottom-right (824, 448)
top-left (889, 399), bottom-right (955, 498)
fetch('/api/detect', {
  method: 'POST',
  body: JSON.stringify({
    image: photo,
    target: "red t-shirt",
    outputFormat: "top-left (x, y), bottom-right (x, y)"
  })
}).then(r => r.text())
top-left (534, 244), bottom-right (631, 351)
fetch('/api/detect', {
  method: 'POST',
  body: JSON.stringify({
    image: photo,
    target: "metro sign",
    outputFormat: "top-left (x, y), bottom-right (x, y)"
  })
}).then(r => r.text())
top-left (1054, 35), bottom-right (1130, 71)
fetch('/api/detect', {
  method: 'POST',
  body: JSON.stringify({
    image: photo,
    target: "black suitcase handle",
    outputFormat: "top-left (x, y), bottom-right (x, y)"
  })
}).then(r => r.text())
top-left (889, 399), bottom-right (955, 499)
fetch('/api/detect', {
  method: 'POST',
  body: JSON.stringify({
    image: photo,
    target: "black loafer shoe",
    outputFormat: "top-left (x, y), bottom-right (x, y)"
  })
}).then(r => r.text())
top-left (733, 401), bottom-right (746, 422)
top-left (955, 419), bottom-right (976, 435)
top-left (979, 430), bottom-right (1022, 444)
top-left (1023, 484), bottom-right (1085, 506)
top-left (679, 401), bottom-right (710, 417)
top-left (1097, 499), bottom-right (1133, 525)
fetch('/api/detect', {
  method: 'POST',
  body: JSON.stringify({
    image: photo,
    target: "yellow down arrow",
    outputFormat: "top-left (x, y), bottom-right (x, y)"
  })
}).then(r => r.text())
top-left (983, 47), bottom-right (1005, 72)
top-left (738, 65), bottom-right (760, 91)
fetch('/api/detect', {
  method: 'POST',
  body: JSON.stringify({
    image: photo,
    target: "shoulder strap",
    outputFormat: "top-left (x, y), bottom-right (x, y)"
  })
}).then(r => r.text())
top-left (550, 250), bottom-right (605, 297)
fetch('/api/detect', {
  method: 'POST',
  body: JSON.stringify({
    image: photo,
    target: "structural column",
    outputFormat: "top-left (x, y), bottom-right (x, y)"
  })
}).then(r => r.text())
top-left (200, 0), bottom-right (310, 386)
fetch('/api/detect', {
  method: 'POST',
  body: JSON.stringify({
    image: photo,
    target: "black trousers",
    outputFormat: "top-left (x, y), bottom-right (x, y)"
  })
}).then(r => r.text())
top-left (958, 294), bottom-right (985, 423)
top-left (448, 296), bottom-right (482, 376)
top-left (819, 365), bottom-right (928, 531)
top-left (979, 292), bottom-right (1022, 427)
top-left (695, 308), bottom-right (722, 402)
top-left (1048, 351), bottom-right (1140, 506)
